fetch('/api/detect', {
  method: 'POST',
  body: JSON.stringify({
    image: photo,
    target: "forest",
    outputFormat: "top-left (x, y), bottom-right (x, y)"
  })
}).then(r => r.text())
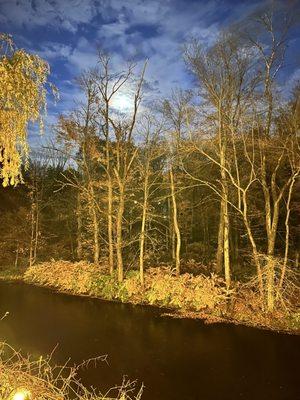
top-left (0, 2), bottom-right (300, 398)
top-left (1, 6), bottom-right (299, 322)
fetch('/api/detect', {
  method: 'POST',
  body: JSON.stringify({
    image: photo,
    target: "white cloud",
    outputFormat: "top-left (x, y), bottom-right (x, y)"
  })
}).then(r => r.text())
top-left (67, 37), bottom-right (98, 72)
top-left (0, 0), bottom-right (98, 32)
top-left (3, 0), bottom-right (282, 126)
top-left (282, 67), bottom-right (300, 98)
top-left (37, 42), bottom-right (73, 60)
top-left (89, 0), bottom-right (223, 105)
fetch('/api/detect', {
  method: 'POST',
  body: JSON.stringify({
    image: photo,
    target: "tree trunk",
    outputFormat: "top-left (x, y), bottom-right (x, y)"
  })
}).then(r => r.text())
top-left (266, 254), bottom-right (275, 312)
top-left (223, 196), bottom-right (231, 290)
top-left (29, 186), bottom-right (37, 268)
top-left (106, 127), bottom-right (114, 275)
top-left (220, 142), bottom-right (230, 290)
top-left (107, 178), bottom-right (114, 274)
top-left (15, 244), bottom-right (19, 269)
top-left (33, 201), bottom-right (39, 263)
top-left (139, 174), bottom-right (149, 286)
top-left (265, 204), bottom-right (279, 312)
top-left (139, 202), bottom-right (147, 287)
top-left (241, 189), bottom-right (264, 298)
top-left (216, 200), bottom-right (224, 273)
top-left (116, 184), bottom-right (124, 282)
top-left (266, 228), bottom-right (277, 312)
top-left (76, 192), bottom-right (83, 260)
top-left (170, 167), bottom-right (181, 275)
top-left (278, 174), bottom-right (297, 296)
top-left (91, 200), bottom-right (100, 265)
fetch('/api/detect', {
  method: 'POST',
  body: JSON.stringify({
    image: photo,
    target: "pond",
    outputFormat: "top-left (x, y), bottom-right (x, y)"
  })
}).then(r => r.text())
top-left (0, 281), bottom-right (299, 400)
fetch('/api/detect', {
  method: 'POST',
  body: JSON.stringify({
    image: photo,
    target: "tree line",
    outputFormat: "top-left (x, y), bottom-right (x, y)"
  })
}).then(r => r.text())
top-left (0, 5), bottom-right (299, 312)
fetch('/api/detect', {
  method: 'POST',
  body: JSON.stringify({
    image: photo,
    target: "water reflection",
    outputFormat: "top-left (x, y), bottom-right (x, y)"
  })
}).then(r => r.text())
top-left (0, 281), bottom-right (299, 400)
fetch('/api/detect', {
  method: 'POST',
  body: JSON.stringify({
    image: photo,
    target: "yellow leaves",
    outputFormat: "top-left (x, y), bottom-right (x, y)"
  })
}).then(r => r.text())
top-left (24, 260), bottom-right (228, 313)
top-left (145, 267), bottom-right (227, 310)
top-left (24, 260), bottom-right (103, 294)
top-left (0, 33), bottom-right (13, 52)
top-left (0, 34), bottom-right (50, 186)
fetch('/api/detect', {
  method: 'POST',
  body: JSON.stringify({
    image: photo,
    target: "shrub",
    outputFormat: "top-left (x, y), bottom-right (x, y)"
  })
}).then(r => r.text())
top-left (24, 260), bottom-right (104, 294)
top-left (24, 262), bottom-right (227, 312)
top-left (121, 271), bottom-right (142, 302)
top-left (91, 274), bottom-right (119, 300)
top-left (145, 267), bottom-right (227, 311)
top-left (16, 260), bottom-right (300, 332)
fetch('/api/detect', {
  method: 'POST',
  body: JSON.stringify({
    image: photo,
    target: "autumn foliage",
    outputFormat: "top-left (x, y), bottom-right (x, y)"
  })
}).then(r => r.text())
top-left (24, 260), bottom-right (228, 312)
top-left (0, 34), bottom-right (50, 186)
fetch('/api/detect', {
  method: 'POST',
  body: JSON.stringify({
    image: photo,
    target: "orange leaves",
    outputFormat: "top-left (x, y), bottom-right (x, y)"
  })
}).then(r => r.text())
top-left (25, 261), bottom-right (228, 312)
top-left (24, 260), bottom-right (103, 294)
top-left (56, 115), bottom-right (80, 143)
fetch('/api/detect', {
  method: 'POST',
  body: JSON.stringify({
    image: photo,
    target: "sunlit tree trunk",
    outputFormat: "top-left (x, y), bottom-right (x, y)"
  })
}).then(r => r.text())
top-left (241, 189), bottom-right (264, 297)
top-left (104, 102), bottom-right (114, 275)
top-left (14, 244), bottom-right (19, 269)
top-left (29, 171), bottom-right (39, 267)
top-left (279, 177), bottom-right (295, 291)
top-left (107, 178), bottom-right (114, 274)
top-left (223, 193), bottom-right (231, 290)
top-left (82, 85), bottom-right (100, 265)
top-left (261, 153), bottom-right (288, 311)
top-left (170, 167), bottom-right (181, 275)
top-left (216, 201), bottom-right (224, 273)
top-left (139, 172), bottom-right (149, 286)
top-left (94, 56), bottom-right (146, 278)
top-left (76, 192), bottom-right (83, 260)
top-left (34, 200), bottom-right (39, 263)
top-left (90, 195), bottom-right (100, 264)
top-left (219, 104), bottom-right (231, 290)
top-left (116, 182), bottom-right (124, 282)
top-left (29, 195), bottom-right (36, 268)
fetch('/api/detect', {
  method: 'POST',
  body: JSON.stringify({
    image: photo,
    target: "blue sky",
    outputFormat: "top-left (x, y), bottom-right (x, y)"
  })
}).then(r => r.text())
top-left (0, 0), bottom-right (299, 145)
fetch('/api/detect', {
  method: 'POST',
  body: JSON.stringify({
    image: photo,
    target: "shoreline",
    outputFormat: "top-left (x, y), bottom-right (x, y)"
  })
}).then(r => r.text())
top-left (1, 273), bottom-right (299, 336)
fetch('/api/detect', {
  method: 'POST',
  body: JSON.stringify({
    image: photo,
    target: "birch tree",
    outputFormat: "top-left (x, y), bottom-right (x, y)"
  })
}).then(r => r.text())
top-left (184, 33), bottom-right (254, 289)
top-left (136, 116), bottom-right (164, 285)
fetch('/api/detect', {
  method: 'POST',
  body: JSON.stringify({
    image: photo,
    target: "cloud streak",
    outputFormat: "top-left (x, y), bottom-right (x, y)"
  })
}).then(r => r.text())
top-left (1, 0), bottom-right (299, 137)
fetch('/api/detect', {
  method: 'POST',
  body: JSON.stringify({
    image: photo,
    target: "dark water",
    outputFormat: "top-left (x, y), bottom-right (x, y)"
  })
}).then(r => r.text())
top-left (0, 281), bottom-right (299, 400)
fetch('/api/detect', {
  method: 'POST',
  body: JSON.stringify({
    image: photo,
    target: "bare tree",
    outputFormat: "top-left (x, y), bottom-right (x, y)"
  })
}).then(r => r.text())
top-left (184, 33), bottom-right (255, 289)
top-left (136, 116), bottom-right (164, 285)
top-left (94, 59), bottom-right (147, 282)
top-left (55, 73), bottom-right (101, 265)
top-left (162, 89), bottom-right (194, 275)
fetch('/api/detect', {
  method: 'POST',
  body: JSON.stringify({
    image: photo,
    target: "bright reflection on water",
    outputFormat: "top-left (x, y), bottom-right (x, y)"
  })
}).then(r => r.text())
top-left (0, 281), bottom-right (299, 400)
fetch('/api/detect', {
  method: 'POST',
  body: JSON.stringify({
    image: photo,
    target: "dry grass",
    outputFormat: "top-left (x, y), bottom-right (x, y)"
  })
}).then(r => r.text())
top-left (0, 342), bottom-right (143, 400)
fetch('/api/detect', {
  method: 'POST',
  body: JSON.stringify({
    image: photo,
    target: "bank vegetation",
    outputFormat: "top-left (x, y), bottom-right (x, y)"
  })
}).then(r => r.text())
top-left (0, 3), bottom-right (299, 333)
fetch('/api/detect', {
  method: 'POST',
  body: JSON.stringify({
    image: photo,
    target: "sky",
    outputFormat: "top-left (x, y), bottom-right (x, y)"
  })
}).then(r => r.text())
top-left (0, 0), bottom-right (300, 146)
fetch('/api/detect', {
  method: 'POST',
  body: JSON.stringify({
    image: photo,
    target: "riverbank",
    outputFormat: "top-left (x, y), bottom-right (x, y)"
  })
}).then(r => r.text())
top-left (1, 261), bottom-right (299, 334)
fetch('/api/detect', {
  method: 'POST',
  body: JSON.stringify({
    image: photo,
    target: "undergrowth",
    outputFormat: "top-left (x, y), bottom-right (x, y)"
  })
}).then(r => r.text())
top-left (17, 260), bottom-right (300, 332)
top-left (24, 261), bottom-right (228, 312)
top-left (0, 266), bottom-right (24, 281)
